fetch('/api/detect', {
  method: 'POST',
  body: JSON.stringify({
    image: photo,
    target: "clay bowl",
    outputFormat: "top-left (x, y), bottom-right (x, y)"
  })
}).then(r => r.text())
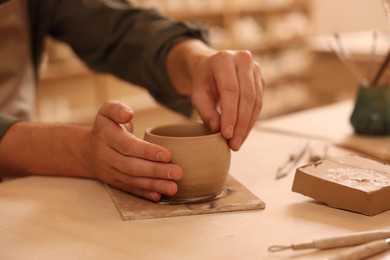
top-left (144, 122), bottom-right (231, 203)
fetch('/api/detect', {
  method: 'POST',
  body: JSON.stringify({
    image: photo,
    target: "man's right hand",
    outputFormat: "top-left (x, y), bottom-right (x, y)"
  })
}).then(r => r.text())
top-left (85, 101), bottom-right (183, 201)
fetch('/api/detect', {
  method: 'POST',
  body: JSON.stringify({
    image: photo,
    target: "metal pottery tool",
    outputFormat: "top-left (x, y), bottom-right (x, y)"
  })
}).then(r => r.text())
top-left (275, 141), bottom-right (309, 179)
top-left (366, 30), bottom-right (378, 81)
top-left (308, 143), bottom-right (328, 163)
top-left (268, 229), bottom-right (390, 252)
top-left (372, 49), bottom-right (390, 86)
top-left (327, 35), bottom-right (367, 85)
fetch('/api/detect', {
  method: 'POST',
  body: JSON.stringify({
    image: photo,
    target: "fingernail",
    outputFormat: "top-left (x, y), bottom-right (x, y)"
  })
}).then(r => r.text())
top-left (225, 125), bottom-right (234, 139)
top-left (163, 183), bottom-right (172, 194)
top-left (167, 168), bottom-right (176, 179)
top-left (150, 192), bottom-right (161, 202)
top-left (232, 136), bottom-right (242, 150)
top-left (209, 119), bottom-right (218, 132)
top-left (156, 152), bottom-right (163, 161)
top-left (120, 110), bottom-right (129, 122)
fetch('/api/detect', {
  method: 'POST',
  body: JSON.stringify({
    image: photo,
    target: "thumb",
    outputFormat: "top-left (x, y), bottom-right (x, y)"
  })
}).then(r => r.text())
top-left (121, 121), bottom-right (134, 133)
top-left (98, 101), bottom-right (134, 125)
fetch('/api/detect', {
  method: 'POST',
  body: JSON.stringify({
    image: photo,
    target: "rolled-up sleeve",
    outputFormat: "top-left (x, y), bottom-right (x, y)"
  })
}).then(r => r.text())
top-left (0, 114), bottom-right (21, 141)
top-left (32, 0), bottom-right (209, 116)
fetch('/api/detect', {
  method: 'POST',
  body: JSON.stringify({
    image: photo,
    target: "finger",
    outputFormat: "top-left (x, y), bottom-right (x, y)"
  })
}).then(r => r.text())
top-left (121, 121), bottom-right (133, 133)
top-left (107, 129), bottom-right (172, 163)
top-left (251, 62), bottom-right (265, 125)
top-left (95, 105), bottom-right (171, 163)
top-left (112, 171), bottom-right (179, 196)
top-left (94, 146), bottom-right (179, 200)
top-left (229, 51), bottom-right (256, 151)
top-left (192, 82), bottom-right (221, 133)
top-left (236, 62), bottom-right (265, 147)
top-left (111, 154), bottom-right (183, 181)
top-left (127, 187), bottom-right (161, 202)
top-left (108, 182), bottom-right (162, 202)
top-left (212, 51), bottom-right (239, 140)
top-left (98, 101), bottom-right (134, 125)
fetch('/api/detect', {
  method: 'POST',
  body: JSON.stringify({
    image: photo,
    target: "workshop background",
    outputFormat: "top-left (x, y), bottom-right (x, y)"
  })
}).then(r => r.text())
top-left (36, 0), bottom-right (390, 137)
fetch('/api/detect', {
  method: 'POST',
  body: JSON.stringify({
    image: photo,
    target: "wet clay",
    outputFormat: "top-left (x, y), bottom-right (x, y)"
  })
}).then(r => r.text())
top-left (292, 154), bottom-right (390, 216)
top-left (144, 122), bottom-right (231, 202)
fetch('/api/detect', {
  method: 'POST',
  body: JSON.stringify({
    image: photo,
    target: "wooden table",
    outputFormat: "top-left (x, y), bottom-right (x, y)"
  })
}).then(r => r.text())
top-left (1, 101), bottom-right (389, 260)
top-left (256, 100), bottom-right (355, 141)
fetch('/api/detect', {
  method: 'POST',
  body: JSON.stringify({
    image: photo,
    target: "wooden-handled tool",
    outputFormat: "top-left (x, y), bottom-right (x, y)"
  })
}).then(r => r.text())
top-left (326, 238), bottom-right (390, 260)
top-left (268, 229), bottom-right (390, 252)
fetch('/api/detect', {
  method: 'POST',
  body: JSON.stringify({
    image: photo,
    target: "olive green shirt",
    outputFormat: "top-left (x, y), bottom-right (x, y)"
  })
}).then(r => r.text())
top-left (0, 0), bottom-right (208, 140)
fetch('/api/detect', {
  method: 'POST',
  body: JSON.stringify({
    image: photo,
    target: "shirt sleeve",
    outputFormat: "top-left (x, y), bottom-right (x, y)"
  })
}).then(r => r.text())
top-left (33, 0), bottom-right (210, 117)
top-left (0, 114), bottom-right (21, 141)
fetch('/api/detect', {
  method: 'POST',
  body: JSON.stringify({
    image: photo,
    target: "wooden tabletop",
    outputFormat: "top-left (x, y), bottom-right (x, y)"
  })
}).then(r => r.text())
top-left (256, 100), bottom-right (355, 140)
top-left (1, 100), bottom-right (389, 260)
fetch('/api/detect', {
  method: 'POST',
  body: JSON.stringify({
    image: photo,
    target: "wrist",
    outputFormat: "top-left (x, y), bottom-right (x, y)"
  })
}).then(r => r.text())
top-left (167, 39), bottom-right (216, 95)
top-left (0, 122), bottom-right (93, 179)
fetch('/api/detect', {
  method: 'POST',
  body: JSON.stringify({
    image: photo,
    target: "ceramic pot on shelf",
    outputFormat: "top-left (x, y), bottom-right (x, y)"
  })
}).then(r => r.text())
top-left (144, 122), bottom-right (231, 203)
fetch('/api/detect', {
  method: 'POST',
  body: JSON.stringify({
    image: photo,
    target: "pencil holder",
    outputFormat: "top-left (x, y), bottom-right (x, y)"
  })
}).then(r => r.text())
top-left (350, 84), bottom-right (390, 135)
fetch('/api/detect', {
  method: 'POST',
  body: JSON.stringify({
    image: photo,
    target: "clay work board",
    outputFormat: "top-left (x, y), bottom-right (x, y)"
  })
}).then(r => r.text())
top-left (106, 175), bottom-right (265, 221)
top-left (292, 155), bottom-right (390, 216)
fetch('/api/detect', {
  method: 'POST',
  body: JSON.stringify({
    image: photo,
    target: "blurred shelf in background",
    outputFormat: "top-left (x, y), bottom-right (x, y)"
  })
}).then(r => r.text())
top-left (133, 0), bottom-right (314, 118)
top-left (307, 30), bottom-right (390, 107)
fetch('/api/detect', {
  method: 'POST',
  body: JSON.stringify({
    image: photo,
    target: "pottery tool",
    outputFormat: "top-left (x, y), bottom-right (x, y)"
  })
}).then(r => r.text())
top-left (328, 33), bottom-right (368, 85)
top-left (275, 140), bottom-right (308, 179)
top-left (326, 238), bottom-right (390, 260)
top-left (333, 33), bottom-right (350, 59)
top-left (308, 143), bottom-right (328, 163)
top-left (372, 48), bottom-right (390, 86)
top-left (268, 229), bottom-right (390, 252)
top-left (366, 30), bottom-right (378, 82)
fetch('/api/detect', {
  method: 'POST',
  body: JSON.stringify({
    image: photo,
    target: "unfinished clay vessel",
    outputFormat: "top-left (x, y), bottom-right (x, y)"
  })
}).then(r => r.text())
top-left (144, 122), bottom-right (230, 203)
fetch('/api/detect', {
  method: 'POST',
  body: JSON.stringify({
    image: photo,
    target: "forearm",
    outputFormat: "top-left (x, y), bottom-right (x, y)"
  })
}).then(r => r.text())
top-left (166, 39), bottom-right (216, 95)
top-left (0, 122), bottom-right (92, 178)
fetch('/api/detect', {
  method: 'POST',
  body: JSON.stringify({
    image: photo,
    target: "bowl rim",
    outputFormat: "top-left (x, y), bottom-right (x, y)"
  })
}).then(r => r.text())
top-left (144, 122), bottom-right (222, 140)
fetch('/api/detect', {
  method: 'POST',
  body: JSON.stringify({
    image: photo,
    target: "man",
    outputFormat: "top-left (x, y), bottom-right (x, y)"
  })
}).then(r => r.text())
top-left (0, 0), bottom-right (264, 201)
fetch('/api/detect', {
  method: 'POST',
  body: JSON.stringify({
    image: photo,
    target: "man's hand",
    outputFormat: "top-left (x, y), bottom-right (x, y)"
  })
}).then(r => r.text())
top-left (167, 40), bottom-right (265, 151)
top-left (191, 50), bottom-right (264, 151)
top-left (86, 101), bottom-right (183, 201)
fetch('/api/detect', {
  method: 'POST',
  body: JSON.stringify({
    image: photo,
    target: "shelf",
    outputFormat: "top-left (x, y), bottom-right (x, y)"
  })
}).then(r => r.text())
top-left (37, 0), bottom-right (314, 125)
top-left (233, 0), bottom-right (311, 15)
top-left (232, 37), bottom-right (308, 53)
top-left (148, 0), bottom-right (311, 18)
